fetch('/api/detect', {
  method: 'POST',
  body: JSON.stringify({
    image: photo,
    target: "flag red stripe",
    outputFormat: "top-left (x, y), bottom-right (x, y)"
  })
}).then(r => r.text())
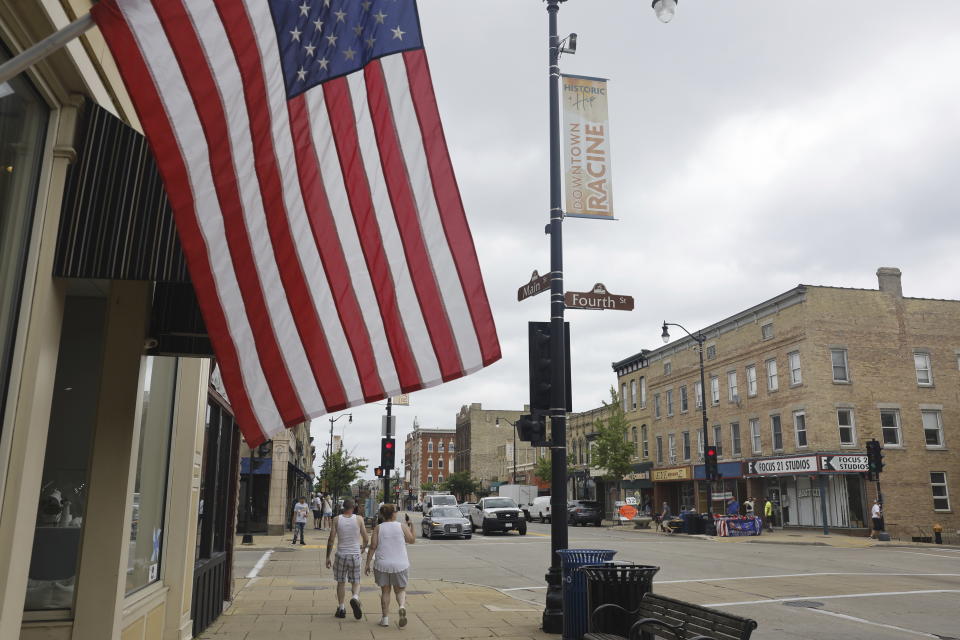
top-left (89, 1), bottom-right (267, 443)
top-left (152, 0), bottom-right (304, 422)
top-left (402, 51), bottom-right (501, 366)
top-left (322, 77), bottom-right (423, 393)
top-left (287, 93), bottom-right (386, 402)
top-left (212, 0), bottom-right (349, 410)
top-left (364, 61), bottom-right (464, 382)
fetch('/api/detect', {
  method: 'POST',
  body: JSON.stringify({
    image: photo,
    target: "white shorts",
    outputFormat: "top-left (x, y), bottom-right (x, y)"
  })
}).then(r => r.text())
top-left (373, 569), bottom-right (409, 588)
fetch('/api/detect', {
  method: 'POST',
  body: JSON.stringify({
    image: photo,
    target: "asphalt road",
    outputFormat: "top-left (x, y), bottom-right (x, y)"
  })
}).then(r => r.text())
top-left (234, 515), bottom-right (960, 639)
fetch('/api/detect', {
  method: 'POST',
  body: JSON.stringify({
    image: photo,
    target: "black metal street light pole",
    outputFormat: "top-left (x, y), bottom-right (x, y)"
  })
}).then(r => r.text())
top-left (495, 417), bottom-right (518, 484)
top-left (661, 322), bottom-right (711, 524)
top-left (327, 413), bottom-right (351, 506)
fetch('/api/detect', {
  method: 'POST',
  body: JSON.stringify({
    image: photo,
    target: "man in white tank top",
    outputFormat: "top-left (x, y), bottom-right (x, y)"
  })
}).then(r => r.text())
top-left (325, 499), bottom-right (369, 619)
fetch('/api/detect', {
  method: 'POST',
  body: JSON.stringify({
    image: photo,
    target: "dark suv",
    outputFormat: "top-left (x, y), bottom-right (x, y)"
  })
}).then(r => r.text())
top-left (568, 500), bottom-right (603, 526)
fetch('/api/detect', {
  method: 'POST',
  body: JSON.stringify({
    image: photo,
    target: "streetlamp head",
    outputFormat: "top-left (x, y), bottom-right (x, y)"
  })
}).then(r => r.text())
top-left (348, 414), bottom-right (352, 423)
top-left (661, 322), bottom-right (670, 344)
top-left (652, 0), bottom-right (678, 23)
top-left (495, 417), bottom-right (500, 429)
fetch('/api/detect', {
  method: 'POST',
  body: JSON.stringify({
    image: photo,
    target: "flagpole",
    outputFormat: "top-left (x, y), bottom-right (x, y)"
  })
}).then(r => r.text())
top-left (0, 14), bottom-right (94, 85)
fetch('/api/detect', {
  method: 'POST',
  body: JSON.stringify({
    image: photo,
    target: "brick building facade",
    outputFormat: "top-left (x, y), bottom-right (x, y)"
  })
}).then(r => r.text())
top-left (455, 403), bottom-right (537, 487)
top-left (614, 268), bottom-right (960, 539)
top-left (404, 425), bottom-right (456, 499)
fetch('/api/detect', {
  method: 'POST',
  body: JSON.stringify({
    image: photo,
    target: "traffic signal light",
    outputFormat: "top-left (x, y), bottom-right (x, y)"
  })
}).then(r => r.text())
top-left (705, 445), bottom-right (719, 480)
top-left (528, 322), bottom-right (572, 414)
top-left (381, 437), bottom-right (396, 469)
top-left (866, 439), bottom-right (884, 476)
top-left (374, 466), bottom-right (384, 477)
top-left (516, 413), bottom-right (549, 447)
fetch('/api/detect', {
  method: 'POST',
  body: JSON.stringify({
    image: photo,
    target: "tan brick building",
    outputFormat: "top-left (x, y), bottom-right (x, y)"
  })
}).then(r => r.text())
top-left (404, 424), bottom-right (456, 499)
top-left (613, 268), bottom-right (960, 538)
top-left (455, 403), bottom-right (540, 488)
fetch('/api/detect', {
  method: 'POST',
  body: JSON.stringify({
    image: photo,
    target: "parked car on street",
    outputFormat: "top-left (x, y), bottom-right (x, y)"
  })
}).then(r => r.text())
top-left (532, 495), bottom-right (552, 522)
top-left (423, 493), bottom-right (458, 515)
top-left (568, 500), bottom-right (603, 526)
top-left (457, 503), bottom-right (475, 517)
top-left (468, 497), bottom-right (527, 535)
top-left (421, 506), bottom-right (472, 540)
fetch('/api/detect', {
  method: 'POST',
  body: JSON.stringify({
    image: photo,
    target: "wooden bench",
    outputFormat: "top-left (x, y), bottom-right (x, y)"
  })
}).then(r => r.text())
top-left (584, 592), bottom-right (758, 640)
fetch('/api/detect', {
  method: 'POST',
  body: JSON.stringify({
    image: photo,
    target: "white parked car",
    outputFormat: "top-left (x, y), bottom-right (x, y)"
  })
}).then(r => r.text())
top-left (531, 496), bottom-right (552, 523)
top-left (468, 497), bottom-right (527, 535)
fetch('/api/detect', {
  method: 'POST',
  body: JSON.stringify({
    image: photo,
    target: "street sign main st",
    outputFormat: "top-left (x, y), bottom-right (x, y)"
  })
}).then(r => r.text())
top-left (517, 270), bottom-right (552, 302)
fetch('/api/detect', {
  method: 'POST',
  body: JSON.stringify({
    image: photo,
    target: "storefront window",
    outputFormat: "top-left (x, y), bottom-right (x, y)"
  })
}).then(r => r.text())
top-left (0, 49), bottom-right (49, 431)
top-left (25, 297), bottom-right (108, 615)
top-left (127, 356), bottom-right (178, 594)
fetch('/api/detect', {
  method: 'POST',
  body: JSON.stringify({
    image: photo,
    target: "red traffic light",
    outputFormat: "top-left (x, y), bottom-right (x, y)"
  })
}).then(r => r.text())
top-left (707, 447), bottom-right (717, 456)
top-left (385, 441), bottom-right (394, 449)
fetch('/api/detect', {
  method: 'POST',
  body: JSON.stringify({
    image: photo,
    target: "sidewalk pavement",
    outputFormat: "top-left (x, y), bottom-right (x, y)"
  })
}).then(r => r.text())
top-left (207, 526), bottom-right (552, 640)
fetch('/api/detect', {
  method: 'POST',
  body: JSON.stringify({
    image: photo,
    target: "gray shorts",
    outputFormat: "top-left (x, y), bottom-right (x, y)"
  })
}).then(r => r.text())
top-left (373, 568), bottom-right (409, 588)
top-left (332, 553), bottom-right (362, 584)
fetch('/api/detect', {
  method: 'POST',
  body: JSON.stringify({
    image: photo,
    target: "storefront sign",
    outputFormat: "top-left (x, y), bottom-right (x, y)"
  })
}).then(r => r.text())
top-left (652, 467), bottom-right (692, 482)
top-left (820, 454), bottom-right (868, 473)
top-left (624, 471), bottom-right (650, 481)
top-left (562, 74), bottom-right (614, 219)
top-left (745, 456), bottom-right (818, 476)
top-left (798, 488), bottom-right (821, 498)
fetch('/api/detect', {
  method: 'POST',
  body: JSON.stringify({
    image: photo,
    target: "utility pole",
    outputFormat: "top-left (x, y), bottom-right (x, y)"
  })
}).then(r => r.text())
top-left (384, 397), bottom-right (393, 501)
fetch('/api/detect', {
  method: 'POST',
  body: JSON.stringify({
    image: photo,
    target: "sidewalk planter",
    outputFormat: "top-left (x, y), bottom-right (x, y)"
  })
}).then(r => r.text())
top-left (557, 549), bottom-right (617, 640)
top-left (583, 563), bottom-right (660, 639)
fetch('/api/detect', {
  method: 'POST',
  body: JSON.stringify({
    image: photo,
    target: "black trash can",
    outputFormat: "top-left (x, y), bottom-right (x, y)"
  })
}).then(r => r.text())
top-left (582, 563), bottom-right (660, 638)
top-left (682, 512), bottom-right (701, 534)
top-left (557, 549), bottom-right (617, 640)
top-left (703, 513), bottom-right (717, 536)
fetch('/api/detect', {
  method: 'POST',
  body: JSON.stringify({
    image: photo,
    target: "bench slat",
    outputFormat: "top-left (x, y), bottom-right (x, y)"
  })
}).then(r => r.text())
top-left (628, 593), bottom-right (756, 640)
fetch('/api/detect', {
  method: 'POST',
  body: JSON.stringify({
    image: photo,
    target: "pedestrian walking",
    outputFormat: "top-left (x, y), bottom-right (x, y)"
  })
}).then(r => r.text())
top-left (292, 496), bottom-right (309, 545)
top-left (726, 496), bottom-right (740, 516)
top-left (365, 503), bottom-right (416, 628)
top-left (311, 493), bottom-right (323, 529)
top-left (322, 493), bottom-right (334, 529)
top-left (869, 500), bottom-right (883, 539)
top-left (763, 497), bottom-right (774, 531)
top-left (326, 498), bottom-right (369, 619)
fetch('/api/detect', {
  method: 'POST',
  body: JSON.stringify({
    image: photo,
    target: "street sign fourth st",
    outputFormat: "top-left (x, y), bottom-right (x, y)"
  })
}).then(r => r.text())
top-left (517, 270), bottom-right (552, 302)
top-left (564, 283), bottom-right (634, 311)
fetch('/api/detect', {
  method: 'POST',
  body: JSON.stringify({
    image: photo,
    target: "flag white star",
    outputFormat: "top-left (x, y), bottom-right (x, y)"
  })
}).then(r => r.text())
top-left (374, 11), bottom-right (387, 24)
top-left (298, 2), bottom-right (310, 17)
top-left (313, 18), bottom-right (323, 31)
top-left (335, 9), bottom-right (347, 22)
top-left (296, 67), bottom-right (307, 81)
top-left (318, 57), bottom-right (329, 70)
top-left (361, 0), bottom-right (372, 10)
top-left (391, 25), bottom-right (405, 40)
top-left (343, 47), bottom-right (356, 61)
top-left (304, 43), bottom-right (316, 56)
top-left (365, 36), bottom-right (376, 48)
top-left (290, 27), bottom-right (302, 42)
top-left (353, 25), bottom-right (363, 36)
top-left (326, 33), bottom-right (338, 47)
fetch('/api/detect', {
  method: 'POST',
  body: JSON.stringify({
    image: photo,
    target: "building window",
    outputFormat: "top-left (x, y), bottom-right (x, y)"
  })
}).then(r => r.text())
top-left (656, 436), bottom-right (663, 463)
top-left (706, 344), bottom-right (717, 360)
top-left (428, 441), bottom-right (433, 452)
top-left (427, 458), bottom-right (433, 468)
top-left (428, 475), bottom-right (433, 484)
top-left (439, 442), bottom-right (445, 452)
top-left (666, 389), bottom-right (674, 416)
top-left (664, 361), bottom-right (672, 375)
top-left (880, 409), bottom-right (902, 446)
top-left (654, 393), bottom-right (661, 418)
top-left (697, 430), bottom-right (704, 459)
top-left (914, 352), bottom-right (933, 386)
top-left (838, 409), bottom-right (856, 446)
top-left (727, 371), bottom-right (738, 402)
top-left (679, 385), bottom-right (688, 412)
top-left (750, 419), bottom-right (762, 454)
top-left (794, 411), bottom-right (807, 448)
top-left (449, 441), bottom-right (455, 452)
top-left (682, 432), bottom-right (691, 460)
top-left (772, 415), bottom-right (783, 451)
top-left (713, 425), bottom-right (723, 456)
top-left (641, 425), bottom-right (649, 458)
top-left (438, 458), bottom-right (444, 469)
top-left (668, 433), bottom-right (677, 463)
top-left (761, 323), bottom-right (774, 340)
top-left (766, 359), bottom-right (779, 392)
top-left (630, 379), bottom-right (637, 410)
top-left (746, 365), bottom-right (757, 397)
top-left (922, 410), bottom-right (945, 448)
top-left (630, 426), bottom-right (638, 456)
top-left (831, 349), bottom-right (849, 382)
top-left (931, 472), bottom-right (950, 511)
top-left (788, 352), bottom-right (802, 385)
top-left (710, 376), bottom-right (720, 405)
top-left (731, 423), bottom-right (741, 456)
top-left (639, 376), bottom-right (647, 408)
top-left (621, 383), bottom-right (628, 411)
top-left (438, 475), bottom-right (444, 483)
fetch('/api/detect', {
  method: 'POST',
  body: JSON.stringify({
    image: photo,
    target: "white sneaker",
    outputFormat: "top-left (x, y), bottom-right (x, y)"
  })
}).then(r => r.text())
top-left (398, 607), bottom-right (407, 628)
top-left (378, 616), bottom-right (389, 627)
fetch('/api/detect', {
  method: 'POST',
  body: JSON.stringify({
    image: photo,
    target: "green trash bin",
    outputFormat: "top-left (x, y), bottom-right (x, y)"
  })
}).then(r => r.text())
top-left (557, 549), bottom-right (616, 640)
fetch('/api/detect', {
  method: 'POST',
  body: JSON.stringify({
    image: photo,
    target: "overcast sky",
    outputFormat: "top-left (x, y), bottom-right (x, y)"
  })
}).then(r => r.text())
top-left (311, 0), bottom-right (960, 479)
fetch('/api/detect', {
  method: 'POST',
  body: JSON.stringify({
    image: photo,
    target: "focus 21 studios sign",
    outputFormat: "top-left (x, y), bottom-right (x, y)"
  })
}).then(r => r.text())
top-left (746, 454), bottom-right (869, 476)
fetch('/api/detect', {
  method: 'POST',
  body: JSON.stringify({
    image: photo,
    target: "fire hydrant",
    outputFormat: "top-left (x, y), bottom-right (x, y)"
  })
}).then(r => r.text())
top-left (933, 523), bottom-right (943, 545)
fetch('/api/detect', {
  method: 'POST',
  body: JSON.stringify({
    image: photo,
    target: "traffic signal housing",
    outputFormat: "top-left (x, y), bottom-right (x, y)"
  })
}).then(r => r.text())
top-left (516, 413), bottom-right (549, 447)
top-left (381, 437), bottom-right (396, 470)
top-left (705, 445), bottom-right (719, 480)
top-left (528, 322), bottom-right (572, 414)
top-left (866, 439), bottom-right (884, 476)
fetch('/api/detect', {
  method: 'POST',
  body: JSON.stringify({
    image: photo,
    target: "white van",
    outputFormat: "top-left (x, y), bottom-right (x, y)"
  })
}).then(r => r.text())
top-left (423, 493), bottom-right (457, 515)
top-left (531, 496), bottom-right (552, 523)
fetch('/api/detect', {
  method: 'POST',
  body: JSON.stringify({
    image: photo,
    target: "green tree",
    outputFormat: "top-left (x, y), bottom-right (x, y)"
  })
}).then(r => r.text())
top-left (320, 450), bottom-right (368, 506)
top-left (533, 454), bottom-right (576, 484)
top-left (591, 387), bottom-right (634, 514)
top-left (442, 471), bottom-right (480, 501)
top-left (420, 480), bottom-right (437, 493)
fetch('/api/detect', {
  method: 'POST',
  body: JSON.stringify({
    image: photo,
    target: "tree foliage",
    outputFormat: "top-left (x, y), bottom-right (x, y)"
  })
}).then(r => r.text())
top-left (591, 387), bottom-right (634, 483)
top-left (442, 470), bottom-right (480, 501)
top-left (534, 454), bottom-right (576, 484)
top-left (320, 450), bottom-right (367, 501)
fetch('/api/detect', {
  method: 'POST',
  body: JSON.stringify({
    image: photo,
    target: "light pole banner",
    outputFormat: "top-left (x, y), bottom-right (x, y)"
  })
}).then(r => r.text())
top-left (562, 74), bottom-right (614, 219)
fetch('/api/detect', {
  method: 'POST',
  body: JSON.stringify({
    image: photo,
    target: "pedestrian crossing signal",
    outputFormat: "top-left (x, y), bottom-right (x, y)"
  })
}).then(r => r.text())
top-left (374, 466), bottom-right (384, 477)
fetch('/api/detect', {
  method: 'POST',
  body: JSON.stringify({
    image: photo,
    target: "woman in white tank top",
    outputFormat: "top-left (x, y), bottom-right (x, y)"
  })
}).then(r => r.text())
top-left (365, 504), bottom-right (415, 628)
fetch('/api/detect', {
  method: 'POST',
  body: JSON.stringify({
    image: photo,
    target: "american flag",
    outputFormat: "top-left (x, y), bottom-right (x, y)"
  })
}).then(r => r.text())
top-left (92, 0), bottom-right (500, 446)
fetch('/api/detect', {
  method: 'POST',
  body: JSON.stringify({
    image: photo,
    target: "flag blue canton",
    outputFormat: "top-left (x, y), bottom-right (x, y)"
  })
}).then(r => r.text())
top-left (268, 0), bottom-right (423, 99)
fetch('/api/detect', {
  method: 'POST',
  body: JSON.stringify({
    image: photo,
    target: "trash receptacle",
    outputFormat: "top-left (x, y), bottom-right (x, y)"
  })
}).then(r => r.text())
top-left (703, 513), bottom-right (716, 536)
top-left (682, 512), bottom-right (700, 534)
top-left (582, 563), bottom-right (660, 638)
top-left (557, 549), bottom-right (616, 640)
